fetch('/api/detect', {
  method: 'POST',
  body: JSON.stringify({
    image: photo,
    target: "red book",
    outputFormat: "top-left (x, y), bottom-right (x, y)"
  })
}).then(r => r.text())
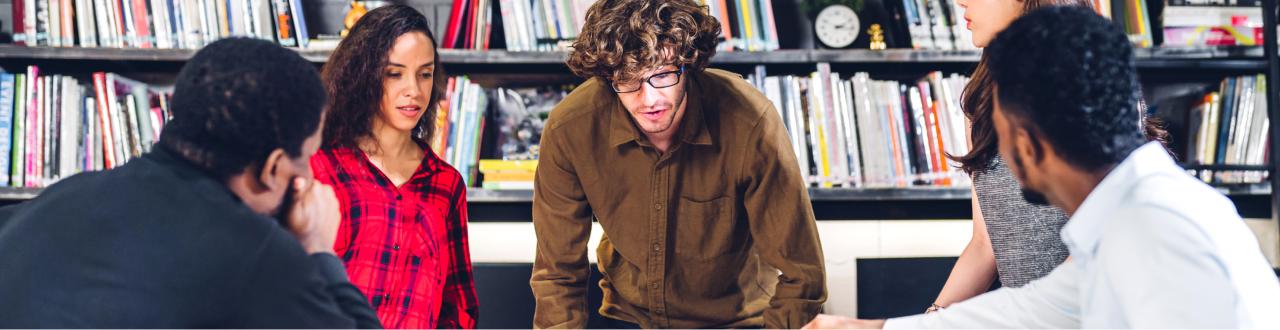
top-left (131, 0), bottom-right (153, 48)
top-left (12, 0), bottom-right (25, 45)
top-left (92, 72), bottom-right (115, 169)
top-left (443, 0), bottom-right (469, 48)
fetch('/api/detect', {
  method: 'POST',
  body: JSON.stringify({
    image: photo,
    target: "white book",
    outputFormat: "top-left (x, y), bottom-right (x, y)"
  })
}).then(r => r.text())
top-left (782, 76), bottom-right (812, 181)
top-left (59, 78), bottom-right (79, 178)
top-left (498, 0), bottom-right (520, 51)
top-left (908, 0), bottom-right (934, 49)
top-left (24, 0), bottom-right (37, 45)
top-left (50, 0), bottom-right (63, 47)
top-left (838, 79), bottom-right (862, 186)
top-left (150, 0), bottom-right (171, 48)
top-left (229, 0), bottom-right (246, 36)
top-left (851, 73), bottom-right (879, 186)
top-left (77, 0), bottom-right (100, 47)
top-left (1247, 76), bottom-right (1269, 166)
top-left (820, 67), bottom-right (848, 186)
top-left (925, 0), bottom-right (954, 50)
top-left (1232, 75), bottom-right (1256, 166)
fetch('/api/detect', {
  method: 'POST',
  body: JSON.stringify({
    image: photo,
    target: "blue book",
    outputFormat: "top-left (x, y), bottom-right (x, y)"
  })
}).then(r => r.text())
top-left (1216, 77), bottom-right (1237, 166)
top-left (0, 73), bottom-right (14, 186)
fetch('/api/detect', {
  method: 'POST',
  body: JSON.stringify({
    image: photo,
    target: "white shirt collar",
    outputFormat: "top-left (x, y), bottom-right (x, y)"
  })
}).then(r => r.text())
top-left (1061, 142), bottom-right (1174, 258)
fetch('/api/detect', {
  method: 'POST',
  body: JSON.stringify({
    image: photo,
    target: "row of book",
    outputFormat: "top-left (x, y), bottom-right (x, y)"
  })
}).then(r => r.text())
top-left (702, 0), bottom-right (780, 52)
top-left (489, 0), bottom-right (590, 51)
top-left (752, 66), bottom-right (971, 188)
top-left (430, 76), bottom-right (489, 187)
top-left (12, 0), bottom-right (312, 48)
top-left (0, 67), bottom-right (171, 188)
top-left (444, 0), bottom-right (498, 50)
top-left (1185, 74), bottom-right (1271, 184)
top-left (864, 0), bottom-right (976, 51)
top-left (459, 0), bottom-right (785, 52)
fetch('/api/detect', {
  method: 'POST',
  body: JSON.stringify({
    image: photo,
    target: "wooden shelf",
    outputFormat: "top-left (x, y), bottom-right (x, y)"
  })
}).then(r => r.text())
top-left (0, 46), bottom-right (1267, 69)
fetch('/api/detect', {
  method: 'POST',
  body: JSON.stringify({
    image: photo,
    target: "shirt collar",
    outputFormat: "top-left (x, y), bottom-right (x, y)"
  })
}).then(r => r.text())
top-left (1062, 142), bottom-right (1173, 257)
top-left (607, 71), bottom-right (714, 149)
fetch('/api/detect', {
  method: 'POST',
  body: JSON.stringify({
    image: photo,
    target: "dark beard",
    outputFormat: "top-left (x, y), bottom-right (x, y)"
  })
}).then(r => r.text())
top-left (1012, 152), bottom-right (1051, 206)
top-left (1020, 187), bottom-right (1050, 206)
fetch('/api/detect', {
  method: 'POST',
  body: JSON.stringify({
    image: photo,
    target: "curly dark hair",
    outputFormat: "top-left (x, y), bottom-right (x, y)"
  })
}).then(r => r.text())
top-left (566, 0), bottom-right (721, 83)
top-left (985, 5), bottom-right (1147, 171)
top-left (950, 0), bottom-right (1168, 174)
top-left (321, 4), bottom-right (445, 148)
top-left (160, 37), bottom-right (324, 181)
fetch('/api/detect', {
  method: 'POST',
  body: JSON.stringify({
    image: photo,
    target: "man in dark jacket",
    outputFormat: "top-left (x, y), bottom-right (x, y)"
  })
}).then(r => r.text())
top-left (0, 38), bottom-right (381, 328)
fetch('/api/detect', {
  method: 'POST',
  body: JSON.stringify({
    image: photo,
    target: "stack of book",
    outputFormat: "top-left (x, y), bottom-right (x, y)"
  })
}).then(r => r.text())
top-left (1185, 74), bottom-right (1270, 184)
top-left (0, 68), bottom-right (171, 188)
top-left (478, 159), bottom-right (537, 190)
top-left (432, 76), bottom-right (489, 187)
top-left (11, 0), bottom-right (312, 49)
top-left (753, 65), bottom-right (971, 188)
top-left (1161, 0), bottom-right (1261, 47)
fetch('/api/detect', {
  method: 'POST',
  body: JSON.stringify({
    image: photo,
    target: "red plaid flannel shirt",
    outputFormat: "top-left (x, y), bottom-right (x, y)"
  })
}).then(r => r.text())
top-left (311, 146), bottom-right (478, 329)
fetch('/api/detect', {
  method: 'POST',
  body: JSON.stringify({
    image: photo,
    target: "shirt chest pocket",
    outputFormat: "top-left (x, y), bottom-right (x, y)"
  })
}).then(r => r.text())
top-left (674, 195), bottom-right (745, 260)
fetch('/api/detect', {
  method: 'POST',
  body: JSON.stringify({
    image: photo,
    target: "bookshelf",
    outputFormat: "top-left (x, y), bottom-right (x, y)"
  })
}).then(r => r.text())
top-left (0, 45), bottom-right (1270, 65)
top-left (0, 1), bottom-right (1276, 224)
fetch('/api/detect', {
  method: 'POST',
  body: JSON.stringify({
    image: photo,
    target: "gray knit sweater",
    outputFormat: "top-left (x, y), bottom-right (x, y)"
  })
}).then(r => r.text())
top-left (972, 157), bottom-right (1071, 288)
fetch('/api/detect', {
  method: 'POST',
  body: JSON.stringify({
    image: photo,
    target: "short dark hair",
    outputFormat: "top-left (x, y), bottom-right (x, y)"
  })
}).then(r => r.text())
top-left (566, 0), bottom-right (720, 83)
top-left (322, 4), bottom-right (443, 148)
top-left (986, 6), bottom-right (1146, 171)
top-left (159, 37), bottom-right (325, 181)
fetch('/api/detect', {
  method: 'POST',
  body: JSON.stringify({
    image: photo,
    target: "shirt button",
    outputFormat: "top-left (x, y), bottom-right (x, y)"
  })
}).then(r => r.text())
top-left (651, 282), bottom-right (659, 289)
top-left (395, 194), bottom-right (402, 201)
top-left (655, 309), bottom-right (664, 315)
top-left (394, 245), bottom-right (401, 251)
top-left (654, 203), bottom-right (662, 210)
top-left (652, 243), bottom-right (660, 252)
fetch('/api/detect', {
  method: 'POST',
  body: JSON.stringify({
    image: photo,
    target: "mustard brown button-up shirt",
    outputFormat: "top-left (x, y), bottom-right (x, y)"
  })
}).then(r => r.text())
top-left (530, 68), bottom-right (826, 329)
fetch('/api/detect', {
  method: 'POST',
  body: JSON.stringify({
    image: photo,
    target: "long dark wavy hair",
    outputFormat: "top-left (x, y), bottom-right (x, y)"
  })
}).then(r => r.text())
top-left (952, 0), bottom-right (1169, 174)
top-left (321, 4), bottom-right (445, 148)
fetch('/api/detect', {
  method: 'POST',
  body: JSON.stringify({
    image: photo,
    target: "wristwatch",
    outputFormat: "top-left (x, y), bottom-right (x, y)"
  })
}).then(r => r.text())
top-left (925, 303), bottom-right (944, 314)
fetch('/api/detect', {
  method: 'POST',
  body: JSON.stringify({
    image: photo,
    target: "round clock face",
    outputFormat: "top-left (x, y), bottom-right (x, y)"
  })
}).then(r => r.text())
top-left (815, 5), bottom-right (860, 49)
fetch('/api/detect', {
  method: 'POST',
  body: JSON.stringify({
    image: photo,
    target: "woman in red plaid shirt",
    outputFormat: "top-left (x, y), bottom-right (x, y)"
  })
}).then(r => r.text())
top-left (310, 4), bottom-right (478, 328)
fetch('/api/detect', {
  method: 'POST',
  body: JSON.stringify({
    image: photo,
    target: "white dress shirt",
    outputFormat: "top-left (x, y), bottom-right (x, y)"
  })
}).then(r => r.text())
top-left (886, 142), bottom-right (1280, 328)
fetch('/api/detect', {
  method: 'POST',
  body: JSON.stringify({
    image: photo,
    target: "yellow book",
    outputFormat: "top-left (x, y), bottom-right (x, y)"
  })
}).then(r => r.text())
top-left (478, 159), bottom-right (539, 172)
top-left (483, 172), bottom-right (536, 182)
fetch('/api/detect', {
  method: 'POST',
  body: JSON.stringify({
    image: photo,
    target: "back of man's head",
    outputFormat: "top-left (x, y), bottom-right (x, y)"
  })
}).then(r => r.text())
top-left (159, 37), bottom-right (325, 180)
top-left (985, 6), bottom-right (1146, 171)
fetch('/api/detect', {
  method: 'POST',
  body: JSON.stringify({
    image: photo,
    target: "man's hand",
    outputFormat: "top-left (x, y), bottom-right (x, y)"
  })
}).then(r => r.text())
top-left (285, 177), bottom-right (341, 255)
top-left (802, 314), bottom-right (886, 329)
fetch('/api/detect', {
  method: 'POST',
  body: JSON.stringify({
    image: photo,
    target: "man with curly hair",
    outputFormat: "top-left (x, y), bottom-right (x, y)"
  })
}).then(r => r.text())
top-left (529, 0), bottom-right (826, 328)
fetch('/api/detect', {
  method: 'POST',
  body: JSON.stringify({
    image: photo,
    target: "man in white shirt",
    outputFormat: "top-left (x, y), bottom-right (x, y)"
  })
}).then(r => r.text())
top-left (805, 6), bottom-right (1280, 329)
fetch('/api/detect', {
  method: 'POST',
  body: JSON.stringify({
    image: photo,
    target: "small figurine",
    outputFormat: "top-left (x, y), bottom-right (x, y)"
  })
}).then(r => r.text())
top-left (869, 24), bottom-right (886, 50)
top-left (341, 1), bottom-right (369, 38)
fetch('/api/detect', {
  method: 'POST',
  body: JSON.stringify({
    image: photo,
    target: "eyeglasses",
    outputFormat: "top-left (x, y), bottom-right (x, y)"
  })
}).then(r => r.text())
top-left (610, 66), bottom-right (685, 93)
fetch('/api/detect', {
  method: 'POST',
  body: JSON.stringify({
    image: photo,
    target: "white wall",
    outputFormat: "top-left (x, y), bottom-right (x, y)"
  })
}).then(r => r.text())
top-left (469, 218), bottom-right (1280, 317)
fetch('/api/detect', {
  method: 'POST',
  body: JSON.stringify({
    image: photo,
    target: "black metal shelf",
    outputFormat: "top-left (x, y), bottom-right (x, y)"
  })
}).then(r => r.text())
top-left (0, 45), bottom-right (1268, 69)
top-left (0, 185), bottom-right (1270, 220)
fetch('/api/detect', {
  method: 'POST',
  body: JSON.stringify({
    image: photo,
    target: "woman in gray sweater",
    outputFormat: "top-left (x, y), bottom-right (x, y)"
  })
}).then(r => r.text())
top-left (931, 0), bottom-right (1169, 311)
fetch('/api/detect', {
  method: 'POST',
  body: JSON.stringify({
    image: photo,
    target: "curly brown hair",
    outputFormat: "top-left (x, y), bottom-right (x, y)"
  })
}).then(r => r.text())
top-left (566, 0), bottom-right (721, 84)
top-left (321, 4), bottom-right (445, 148)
